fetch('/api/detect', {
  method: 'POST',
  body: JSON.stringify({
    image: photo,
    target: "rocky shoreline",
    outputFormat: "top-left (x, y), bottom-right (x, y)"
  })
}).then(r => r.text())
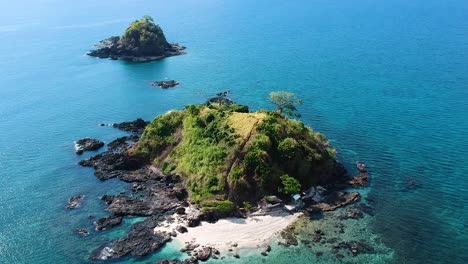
top-left (71, 117), bottom-right (371, 262)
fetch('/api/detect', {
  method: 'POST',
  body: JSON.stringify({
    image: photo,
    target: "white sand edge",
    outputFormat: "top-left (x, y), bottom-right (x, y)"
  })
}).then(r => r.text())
top-left (154, 208), bottom-right (303, 252)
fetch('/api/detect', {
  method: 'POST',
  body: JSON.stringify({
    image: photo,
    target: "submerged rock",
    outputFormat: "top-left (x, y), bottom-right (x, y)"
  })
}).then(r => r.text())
top-left (66, 195), bottom-right (84, 209)
top-left (333, 240), bottom-right (375, 256)
top-left (75, 228), bottom-right (90, 236)
top-left (74, 138), bottom-right (104, 155)
top-left (91, 220), bottom-right (171, 260)
top-left (312, 192), bottom-right (360, 211)
top-left (348, 172), bottom-right (369, 187)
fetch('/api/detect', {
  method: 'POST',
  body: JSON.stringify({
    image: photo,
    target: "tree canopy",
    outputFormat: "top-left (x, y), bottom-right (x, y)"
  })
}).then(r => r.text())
top-left (120, 15), bottom-right (170, 56)
top-left (269, 91), bottom-right (302, 118)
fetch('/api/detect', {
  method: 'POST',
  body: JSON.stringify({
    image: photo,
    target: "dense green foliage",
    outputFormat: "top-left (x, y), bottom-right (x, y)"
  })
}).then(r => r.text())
top-left (269, 91), bottom-right (303, 118)
top-left (201, 200), bottom-right (237, 214)
top-left (120, 15), bottom-right (170, 56)
top-left (135, 101), bottom-right (340, 205)
top-left (134, 110), bottom-right (184, 160)
top-left (278, 175), bottom-right (302, 195)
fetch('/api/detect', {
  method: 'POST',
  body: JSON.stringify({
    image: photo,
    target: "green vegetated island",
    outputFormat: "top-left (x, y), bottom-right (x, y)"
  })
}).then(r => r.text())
top-left (79, 93), bottom-right (367, 260)
top-left (88, 16), bottom-right (186, 62)
top-left (133, 92), bottom-right (344, 210)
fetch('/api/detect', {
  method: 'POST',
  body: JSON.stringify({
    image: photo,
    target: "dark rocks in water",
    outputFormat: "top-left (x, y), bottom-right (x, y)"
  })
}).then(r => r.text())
top-left (101, 180), bottom-right (182, 217)
top-left (400, 177), bottom-right (420, 191)
top-left (312, 229), bottom-right (325, 243)
top-left (151, 80), bottom-right (179, 89)
top-left (75, 228), bottom-right (90, 236)
top-left (74, 138), bottom-right (104, 155)
top-left (311, 192), bottom-right (360, 212)
top-left (333, 241), bottom-right (375, 256)
top-left (207, 96), bottom-right (234, 106)
top-left (94, 216), bottom-right (123, 231)
top-left (354, 203), bottom-right (374, 216)
top-left (107, 135), bottom-right (139, 152)
top-left (339, 208), bottom-right (364, 220)
top-left (157, 260), bottom-right (198, 264)
top-left (106, 196), bottom-right (153, 216)
top-left (233, 253), bottom-right (240, 258)
top-left (348, 172), bottom-right (369, 187)
top-left (356, 161), bottom-right (368, 173)
top-left (306, 206), bottom-right (323, 216)
top-left (187, 215), bottom-right (201, 227)
top-left (280, 226), bottom-right (298, 247)
top-left (113, 118), bottom-right (149, 134)
top-left (66, 195), bottom-right (84, 209)
top-left (261, 245), bottom-right (272, 256)
top-left (91, 218), bottom-right (171, 260)
top-left (79, 151), bottom-right (144, 181)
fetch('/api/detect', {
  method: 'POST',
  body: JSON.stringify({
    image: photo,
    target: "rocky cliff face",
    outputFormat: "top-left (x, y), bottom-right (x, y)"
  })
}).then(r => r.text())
top-left (88, 16), bottom-right (186, 62)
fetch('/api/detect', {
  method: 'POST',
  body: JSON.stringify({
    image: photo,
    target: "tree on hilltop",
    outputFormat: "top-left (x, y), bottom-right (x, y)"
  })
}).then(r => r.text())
top-left (269, 91), bottom-right (302, 118)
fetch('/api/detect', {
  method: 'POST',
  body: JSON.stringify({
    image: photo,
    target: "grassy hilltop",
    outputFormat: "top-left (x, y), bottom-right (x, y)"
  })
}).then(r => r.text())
top-left (132, 100), bottom-right (344, 210)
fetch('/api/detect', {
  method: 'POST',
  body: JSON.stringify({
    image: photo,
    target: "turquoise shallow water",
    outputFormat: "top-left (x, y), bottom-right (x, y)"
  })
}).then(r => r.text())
top-left (1, 0), bottom-right (467, 263)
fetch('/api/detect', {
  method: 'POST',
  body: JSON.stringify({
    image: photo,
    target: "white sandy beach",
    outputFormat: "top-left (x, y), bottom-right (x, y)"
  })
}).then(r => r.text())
top-left (155, 209), bottom-right (303, 252)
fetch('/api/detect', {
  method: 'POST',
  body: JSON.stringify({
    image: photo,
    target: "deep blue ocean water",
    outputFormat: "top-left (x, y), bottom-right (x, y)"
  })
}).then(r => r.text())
top-left (1, 0), bottom-right (467, 263)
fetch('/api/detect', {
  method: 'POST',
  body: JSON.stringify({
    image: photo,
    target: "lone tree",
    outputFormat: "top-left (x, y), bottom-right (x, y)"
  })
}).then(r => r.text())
top-left (269, 91), bottom-right (302, 118)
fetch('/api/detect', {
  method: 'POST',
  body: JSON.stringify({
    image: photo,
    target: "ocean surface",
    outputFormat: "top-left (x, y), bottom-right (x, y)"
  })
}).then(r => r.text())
top-left (1, 0), bottom-right (467, 263)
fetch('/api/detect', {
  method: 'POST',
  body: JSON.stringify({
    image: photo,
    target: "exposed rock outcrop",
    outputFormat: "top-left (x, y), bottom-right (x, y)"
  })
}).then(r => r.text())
top-left (94, 216), bottom-right (123, 231)
top-left (151, 80), bottom-right (179, 89)
top-left (91, 222), bottom-right (171, 260)
top-left (74, 138), bottom-right (104, 155)
top-left (66, 195), bottom-right (84, 209)
top-left (113, 118), bottom-right (149, 134)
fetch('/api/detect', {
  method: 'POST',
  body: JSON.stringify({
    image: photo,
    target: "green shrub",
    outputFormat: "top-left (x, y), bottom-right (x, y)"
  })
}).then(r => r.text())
top-left (278, 175), bottom-right (301, 195)
top-left (201, 200), bottom-right (237, 213)
top-left (229, 166), bottom-right (244, 182)
top-left (242, 201), bottom-right (253, 211)
top-left (278, 137), bottom-right (299, 159)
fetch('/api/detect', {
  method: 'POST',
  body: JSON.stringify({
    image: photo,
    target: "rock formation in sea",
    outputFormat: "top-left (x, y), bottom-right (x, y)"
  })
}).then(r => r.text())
top-left (74, 138), bottom-right (104, 155)
top-left (87, 16), bottom-right (186, 62)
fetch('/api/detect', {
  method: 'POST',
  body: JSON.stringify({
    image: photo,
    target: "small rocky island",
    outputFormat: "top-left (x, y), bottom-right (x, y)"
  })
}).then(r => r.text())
top-left (88, 16), bottom-right (186, 62)
top-left (75, 94), bottom-right (370, 262)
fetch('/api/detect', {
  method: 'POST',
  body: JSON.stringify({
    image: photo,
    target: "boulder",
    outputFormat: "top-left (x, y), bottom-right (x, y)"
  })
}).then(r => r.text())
top-left (75, 228), bottom-right (90, 236)
top-left (151, 80), bottom-right (179, 89)
top-left (94, 216), bottom-right (123, 231)
top-left (348, 173), bottom-right (369, 187)
top-left (175, 225), bottom-right (188, 233)
top-left (74, 138), bottom-right (104, 155)
top-left (112, 118), bottom-right (149, 134)
top-left (312, 192), bottom-right (360, 211)
top-left (196, 247), bottom-right (211, 261)
top-left (66, 195), bottom-right (84, 209)
top-left (91, 224), bottom-right (171, 260)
